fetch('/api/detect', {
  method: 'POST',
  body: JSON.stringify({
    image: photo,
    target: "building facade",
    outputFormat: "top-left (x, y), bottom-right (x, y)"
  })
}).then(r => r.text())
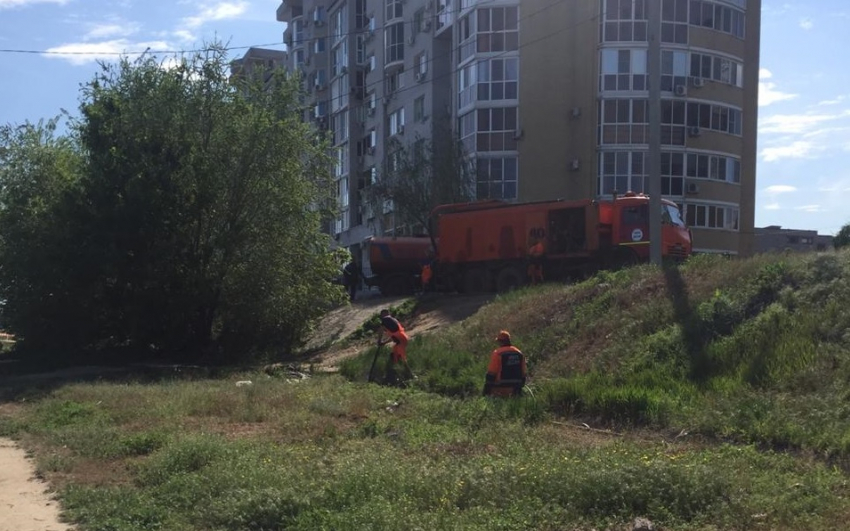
top-left (277, 0), bottom-right (761, 257)
top-left (230, 47), bottom-right (289, 88)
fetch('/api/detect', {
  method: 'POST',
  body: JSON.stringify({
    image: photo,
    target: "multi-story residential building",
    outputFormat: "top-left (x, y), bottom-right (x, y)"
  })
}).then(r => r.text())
top-left (278, 0), bottom-right (761, 257)
top-left (229, 47), bottom-right (288, 88)
top-left (755, 226), bottom-right (833, 254)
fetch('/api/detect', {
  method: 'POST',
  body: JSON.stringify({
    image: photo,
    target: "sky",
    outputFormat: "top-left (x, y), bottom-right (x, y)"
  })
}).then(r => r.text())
top-left (1, 0), bottom-right (849, 236)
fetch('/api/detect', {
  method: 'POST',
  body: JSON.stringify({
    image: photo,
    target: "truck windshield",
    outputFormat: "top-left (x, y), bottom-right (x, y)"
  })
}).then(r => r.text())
top-left (663, 204), bottom-right (686, 227)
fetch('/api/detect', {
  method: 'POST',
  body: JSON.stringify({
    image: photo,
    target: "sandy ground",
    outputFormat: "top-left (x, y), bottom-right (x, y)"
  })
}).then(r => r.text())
top-left (0, 438), bottom-right (71, 531)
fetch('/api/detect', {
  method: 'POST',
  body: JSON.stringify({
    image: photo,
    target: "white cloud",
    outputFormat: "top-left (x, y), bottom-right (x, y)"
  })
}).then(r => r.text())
top-left (799, 17), bottom-right (814, 30)
top-left (85, 23), bottom-right (139, 40)
top-left (759, 81), bottom-right (797, 107)
top-left (182, 1), bottom-right (249, 29)
top-left (819, 95), bottom-right (848, 106)
top-left (764, 185), bottom-right (797, 194)
top-left (764, 203), bottom-right (782, 210)
top-left (0, 0), bottom-right (67, 8)
top-left (759, 111), bottom-right (850, 135)
top-left (43, 39), bottom-right (171, 65)
top-left (759, 68), bottom-right (773, 80)
top-left (794, 205), bottom-right (824, 212)
top-left (172, 30), bottom-right (195, 43)
top-left (760, 141), bottom-right (816, 162)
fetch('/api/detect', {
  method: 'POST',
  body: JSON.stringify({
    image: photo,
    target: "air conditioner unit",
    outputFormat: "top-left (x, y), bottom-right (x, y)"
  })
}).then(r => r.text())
top-left (674, 85), bottom-right (688, 97)
top-left (692, 77), bottom-right (705, 88)
top-left (688, 126), bottom-right (702, 137)
top-left (314, 83), bottom-right (326, 91)
top-left (367, 106), bottom-right (376, 116)
top-left (686, 183), bottom-right (700, 194)
top-left (415, 72), bottom-right (426, 82)
top-left (408, 34), bottom-right (416, 45)
top-left (304, 55), bottom-right (311, 66)
top-left (570, 158), bottom-right (580, 171)
top-left (398, 125), bottom-right (405, 135)
top-left (571, 106), bottom-right (581, 118)
top-left (383, 95), bottom-right (393, 106)
top-left (421, 19), bottom-right (432, 32)
top-left (367, 146), bottom-right (376, 156)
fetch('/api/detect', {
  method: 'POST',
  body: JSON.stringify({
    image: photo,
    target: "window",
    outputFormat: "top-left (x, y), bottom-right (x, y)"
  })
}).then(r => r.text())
top-left (476, 57), bottom-right (519, 101)
top-left (355, 36), bottom-right (365, 64)
top-left (661, 50), bottom-right (688, 92)
top-left (389, 107), bottom-right (405, 136)
top-left (332, 5), bottom-right (347, 42)
top-left (386, 0), bottom-right (403, 21)
top-left (602, 0), bottom-right (648, 42)
top-left (600, 49), bottom-right (647, 91)
top-left (335, 145), bottom-right (349, 178)
top-left (385, 22), bottom-right (405, 64)
top-left (476, 7), bottom-right (519, 53)
top-left (689, 0), bottom-right (745, 39)
top-left (660, 152), bottom-right (685, 195)
top-left (332, 40), bottom-right (348, 77)
top-left (333, 109), bottom-right (349, 145)
top-left (331, 72), bottom-right (349, 113)
top-left (690, 52), bottom-right (743, 87)
top-left (686, 102), bottom-right (742, 135)
top-left (477, 156), bottom-right (518, 199)
top-left (355, 0), bottom-right (367, 28)
top-left (661, 99), bottom-right (686, 145)
top-left (599, 151), bottom-right (647, 195)
top-left (366, 54), bottom-right (376, 72)
top-left (386, 69), bottom-right (403, 94)
top-left (477, 107), bottom-right (518, 151)
top-left (314, 38), bottom-right (326, 54)
top-left (415, 51), bottom-right (428, 77)
top-left (686, 153), bottom-right (741, 183)
top-left (686, 203), bottom-right (740, 230)
top-left (661, 0), bottom-right (689, 44)
top-left (598, 98), bottom-right (649, 145)
top-left (414, 8), bottom-right (425, 33)
top-left (414, 96), bottom-right (426, 122)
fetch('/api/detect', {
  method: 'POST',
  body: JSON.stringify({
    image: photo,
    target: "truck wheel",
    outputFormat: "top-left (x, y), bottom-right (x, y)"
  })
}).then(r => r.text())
top-left (380, 275), bottom-right (408, 296)
top-left (496, 266), bottom-right (525, 292)
top-left (610, 248), bottom-right (639, 271)
top-left (463, 269), bottom-right (492, 293)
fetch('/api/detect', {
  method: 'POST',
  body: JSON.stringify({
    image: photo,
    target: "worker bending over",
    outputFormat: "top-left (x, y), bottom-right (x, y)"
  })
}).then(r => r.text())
top-left (379, 309), bottom-right (414, 384)
top-left (483, 330), bottom-right (527, 397)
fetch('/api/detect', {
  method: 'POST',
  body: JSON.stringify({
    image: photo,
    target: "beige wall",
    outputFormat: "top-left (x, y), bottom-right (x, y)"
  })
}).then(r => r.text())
top-left (518, 0), bottom-right (598, 202)
top-left (517, 0), bottom-right (761, 256)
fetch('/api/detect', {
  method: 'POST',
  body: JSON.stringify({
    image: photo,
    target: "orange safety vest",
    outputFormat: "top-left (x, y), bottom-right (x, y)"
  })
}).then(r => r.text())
top-left (486, 346), bottom-right (527, 386)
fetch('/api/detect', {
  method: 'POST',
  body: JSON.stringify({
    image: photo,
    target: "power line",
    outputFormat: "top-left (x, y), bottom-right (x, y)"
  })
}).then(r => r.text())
top-left (0, 0), bottom-right (499, 57)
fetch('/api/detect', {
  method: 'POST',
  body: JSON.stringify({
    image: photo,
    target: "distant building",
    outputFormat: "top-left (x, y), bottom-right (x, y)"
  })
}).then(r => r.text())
top-left (277, 0), bottom-right (761, 257)
top-left (754, 225), bottom-right (833, 254)
top-left (230, 47), bottom-right (288, 89)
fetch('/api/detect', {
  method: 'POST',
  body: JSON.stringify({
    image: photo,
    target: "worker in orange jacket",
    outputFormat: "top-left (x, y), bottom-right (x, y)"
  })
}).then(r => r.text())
top-left (483, 330), bottom-right (527, 397)
top-left (527, 239), bottom-right (545, 285)
top-left (378, 309), bottom-right (414, 384)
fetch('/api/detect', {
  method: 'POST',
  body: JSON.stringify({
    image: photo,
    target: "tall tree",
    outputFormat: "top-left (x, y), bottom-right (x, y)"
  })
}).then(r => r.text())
top-left (0, 46), bottom-right (345, 360)
top-left (835, 223), bottom-right (850, 250)
top-left (365, 129), bottom-right (475, 242)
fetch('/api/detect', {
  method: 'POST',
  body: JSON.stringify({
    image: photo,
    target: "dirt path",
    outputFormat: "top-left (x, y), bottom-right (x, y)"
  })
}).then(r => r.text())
top-left (0, 438), bottom-right (71, 531)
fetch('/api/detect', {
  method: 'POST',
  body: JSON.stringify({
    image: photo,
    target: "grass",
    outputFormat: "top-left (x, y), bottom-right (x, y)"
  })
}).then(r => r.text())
top-left (3, 249), bottom-right (850, 529)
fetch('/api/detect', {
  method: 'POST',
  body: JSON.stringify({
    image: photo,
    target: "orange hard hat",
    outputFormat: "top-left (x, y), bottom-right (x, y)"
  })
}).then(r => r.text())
top-left (495, 330), bottom-right (511, 342)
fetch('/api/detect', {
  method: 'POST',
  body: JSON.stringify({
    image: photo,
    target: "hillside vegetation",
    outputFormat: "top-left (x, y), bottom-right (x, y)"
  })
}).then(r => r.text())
top-left (2, 250), bottom-right (850, 530)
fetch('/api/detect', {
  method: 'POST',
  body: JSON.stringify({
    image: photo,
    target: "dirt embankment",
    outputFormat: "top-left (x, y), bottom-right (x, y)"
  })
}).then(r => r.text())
top-left (301, 293), bottom-right (494, 371)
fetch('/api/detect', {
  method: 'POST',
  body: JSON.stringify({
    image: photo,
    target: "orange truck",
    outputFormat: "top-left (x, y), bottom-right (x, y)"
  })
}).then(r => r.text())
top-left (430, 192), bottom-right (692, 292)
top-left (362, 235), bottom-right (434, 296)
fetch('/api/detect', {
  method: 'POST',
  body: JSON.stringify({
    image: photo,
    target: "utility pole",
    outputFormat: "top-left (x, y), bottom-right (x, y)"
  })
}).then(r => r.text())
top-left (647, 0), bottom-right (663, 266)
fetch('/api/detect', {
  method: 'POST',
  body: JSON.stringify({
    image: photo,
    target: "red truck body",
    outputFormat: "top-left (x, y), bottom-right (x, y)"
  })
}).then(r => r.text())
top-left (430, 193), bottom-right (692, 292)
top-left (362, 236), bottom-right (434, 295)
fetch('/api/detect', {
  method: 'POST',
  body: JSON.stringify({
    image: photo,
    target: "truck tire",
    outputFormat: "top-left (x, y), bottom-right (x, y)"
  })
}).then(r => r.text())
top-left (380, 275), bottom-right (411, 296)
top-left (462, 268), bottom-right (492, 293)
top-left (609, 247), bottom-right (639, 271)
top-left (496, 266), bottom-right (525, 292)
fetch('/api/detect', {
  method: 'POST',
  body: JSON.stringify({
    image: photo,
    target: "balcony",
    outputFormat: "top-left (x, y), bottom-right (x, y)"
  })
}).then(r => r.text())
top-left (276, 0), bottom-right (303, 22)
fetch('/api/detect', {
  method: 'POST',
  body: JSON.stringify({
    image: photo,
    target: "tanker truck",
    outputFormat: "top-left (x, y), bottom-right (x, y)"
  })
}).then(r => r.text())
top-left (361, 235), bottom-right (434, 296)
top-left (430, 192), bottom-right (692, 293)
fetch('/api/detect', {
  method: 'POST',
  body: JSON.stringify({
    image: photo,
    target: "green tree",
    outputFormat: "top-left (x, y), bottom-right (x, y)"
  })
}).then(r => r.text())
top-left (834, 223), bottom-right (850, 250)
top-left (366, 129), bottom-right (475, 242)
top-left (0, 46), bottom-right (345, 360)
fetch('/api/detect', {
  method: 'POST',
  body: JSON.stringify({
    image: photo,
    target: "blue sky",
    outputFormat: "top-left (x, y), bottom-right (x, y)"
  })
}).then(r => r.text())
top-left (1, 0), bottom-right (848, 236)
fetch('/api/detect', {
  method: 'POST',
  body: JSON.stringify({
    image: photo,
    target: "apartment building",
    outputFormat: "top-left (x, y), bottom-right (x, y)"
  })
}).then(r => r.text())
top-left (278, 0), bottom-right (761, 256)
top-left (230, 47), bottom-right (288, 87)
